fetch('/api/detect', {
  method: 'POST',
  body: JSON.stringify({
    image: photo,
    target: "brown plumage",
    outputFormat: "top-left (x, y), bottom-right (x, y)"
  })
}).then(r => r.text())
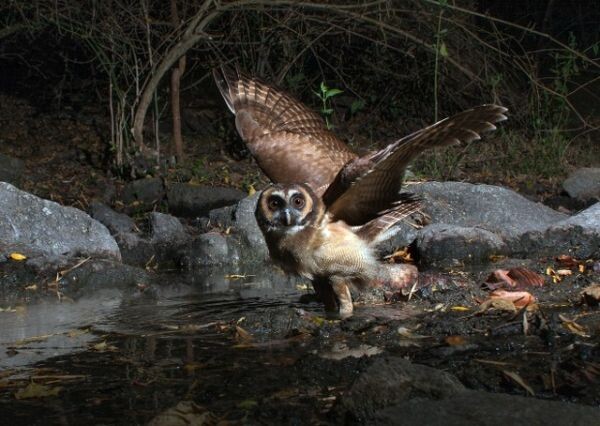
top-left (214, 65), bottom-right (508, 226)
top-left (255, 183), bottom-right (420, 317)
top-left (216, 65), bottom-right (508, 315)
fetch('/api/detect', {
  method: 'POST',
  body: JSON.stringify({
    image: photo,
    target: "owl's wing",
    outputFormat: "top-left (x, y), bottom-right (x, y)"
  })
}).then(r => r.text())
top-left (355, 193), bottom-right (421, 245)
top-left (326, 104), bottom-right (508, 225)
top-left (213, 66), bottom-right (356, 193)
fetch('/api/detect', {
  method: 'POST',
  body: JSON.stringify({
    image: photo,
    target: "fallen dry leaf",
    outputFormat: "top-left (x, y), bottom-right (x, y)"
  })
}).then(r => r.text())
top-left (555, 254), bottom-right (579, 268)
top-left (234, 325), bottom-right (253, 343)
top-left (478, 298), bottom-right (517, 314)
top-left (580, 284), bottom-right (600, 306)
top-left (148, 401), bottom-right (216, 426)
top-left (91, 341), bottom-right (118, 352)
top-left (503, 370), bottom-right (534, 396)
top-left (9, 252), bottom-right (27, 261)
top-left (15, 382), bottom-right (62, 399)
top-left (445, 335), bottom-right (467, 346)
top-left (555, 269), bottom-right (572, 277)
top-left (484, 267), bottom-right (544, 290)
top-left (489, 289), bottom-right (536, 308)
top-left (385, 247), bottom-right (414, 263)
top-left (559, 314), bottom-right (590, 338)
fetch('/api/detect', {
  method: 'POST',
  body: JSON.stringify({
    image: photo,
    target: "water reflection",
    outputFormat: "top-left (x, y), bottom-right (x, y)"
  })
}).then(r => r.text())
top-left (0, 266), bottom-right (307, 368)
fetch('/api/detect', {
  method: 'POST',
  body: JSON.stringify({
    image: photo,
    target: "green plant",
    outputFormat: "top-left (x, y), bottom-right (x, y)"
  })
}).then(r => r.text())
top-left (528, 32), bottom-right (582, 176)
top-left (314, 82), bottom-right (343, 130)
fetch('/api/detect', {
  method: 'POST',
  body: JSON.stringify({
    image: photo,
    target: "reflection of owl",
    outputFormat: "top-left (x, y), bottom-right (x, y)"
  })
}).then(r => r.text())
top-left (214, 66), bottom-right (508, 227)
top-left (255, 183), bottom-right (421, 317)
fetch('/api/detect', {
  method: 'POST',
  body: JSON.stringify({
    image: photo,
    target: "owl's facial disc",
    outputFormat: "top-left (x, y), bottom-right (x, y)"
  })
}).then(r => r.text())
top-left (266, 190), bottom-right (307, 229)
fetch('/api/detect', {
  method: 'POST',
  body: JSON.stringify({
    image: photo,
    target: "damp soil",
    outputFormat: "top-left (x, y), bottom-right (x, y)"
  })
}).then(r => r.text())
top-left (1, 259), bottom-right (599, 424)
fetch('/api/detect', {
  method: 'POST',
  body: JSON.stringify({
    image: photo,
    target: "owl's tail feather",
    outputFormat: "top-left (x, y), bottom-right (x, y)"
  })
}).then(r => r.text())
top-left (355, 193), bottom-right (421, 245)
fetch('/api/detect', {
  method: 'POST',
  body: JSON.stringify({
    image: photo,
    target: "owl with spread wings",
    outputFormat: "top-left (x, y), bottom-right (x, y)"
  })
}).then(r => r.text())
top-left (214, 66), bottom-right (507, 316)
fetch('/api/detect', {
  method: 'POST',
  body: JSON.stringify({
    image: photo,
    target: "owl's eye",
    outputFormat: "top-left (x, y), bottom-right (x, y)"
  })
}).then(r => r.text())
top-left (268, 196), bottom-right (283, 211)
top-left (291, 194), bottom-right (305, 209)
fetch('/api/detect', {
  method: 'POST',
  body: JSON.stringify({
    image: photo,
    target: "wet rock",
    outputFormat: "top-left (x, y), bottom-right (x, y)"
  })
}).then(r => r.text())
top-left (114, 212), bottom-right (191, 268)
top-left (179, 232), bottom-right (240, 268)
top-left (410, 182), bottom-right (567, 240)
top-left (115, 232), bottom-right (155, 267)
top-left (89, 202), bottom-right (136, 235)
top-left (0, 153), bottom-right (24, 186)
top-left (231, 193), bottom-right (269, 259)
top-left (416, 224), bottom-right (507, 267)
top-left (149, 212), bottom-right (189, 245)
top-left (207, 193), bottom-right (269, 263)
top-left (518, 202), bottom-right (600, 258)
top-left (122, 177), bottom-right (165, 208)
top-left (59, 258), bottom-right (152, 297)
top-left (336, 356), bottom-right (465, 423)
top-left (373, 390), bottom-right (600, 426)
top-left (383, 182), bottom-right (568, 262)
top-left (167, 183), bottom-right (245, 217)
top-left (0, 182), bottom-right (120, 260)
top-left (563, 167), bottom-right (600, 201)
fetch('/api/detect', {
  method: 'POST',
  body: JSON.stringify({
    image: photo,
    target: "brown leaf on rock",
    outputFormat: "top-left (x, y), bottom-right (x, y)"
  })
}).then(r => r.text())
top-left (483, 267), bottom-right (544, 290)
top-left (477, 298), bottom-right (517, 314)
top-left (555, 254), bottom-right (579, 268)
top-left (580, 284), bottom-right (600, 306)
top-left (445, 335), bottom-right (467, 346)
top-left (489, 289), bottom-right (536, 308)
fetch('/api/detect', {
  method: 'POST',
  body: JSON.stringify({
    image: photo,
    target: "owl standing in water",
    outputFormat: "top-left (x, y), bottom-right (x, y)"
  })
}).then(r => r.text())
top-left (214, 66), bottom-right (507, 316)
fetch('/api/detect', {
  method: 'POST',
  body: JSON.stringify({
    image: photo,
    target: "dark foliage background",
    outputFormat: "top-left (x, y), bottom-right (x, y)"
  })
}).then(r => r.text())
top-left (0, 0), bottom-right (598, 183)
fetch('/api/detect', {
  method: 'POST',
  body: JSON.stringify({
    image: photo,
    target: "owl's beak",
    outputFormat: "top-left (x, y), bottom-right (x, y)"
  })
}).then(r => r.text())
top-left (282, 208), bottom-right (292, 226)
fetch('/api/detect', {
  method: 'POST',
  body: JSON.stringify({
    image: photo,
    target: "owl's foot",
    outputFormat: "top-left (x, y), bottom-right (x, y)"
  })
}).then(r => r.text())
top-left (372, 263), bottom-right (419, 301)
top-left (331, 278), bottom-right (354, 318)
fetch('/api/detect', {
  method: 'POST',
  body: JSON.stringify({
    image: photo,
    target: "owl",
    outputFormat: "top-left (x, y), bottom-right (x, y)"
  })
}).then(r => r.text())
top-left (215, 65), bottom-right (507, 315)
top-left (255, 183), bottom-right (421, 317)
top-left (214, 66), bottom-right (508, 227)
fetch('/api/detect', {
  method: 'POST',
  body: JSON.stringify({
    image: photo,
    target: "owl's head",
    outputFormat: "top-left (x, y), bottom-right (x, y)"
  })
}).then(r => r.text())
top-left (255, 183), bottom-right (324, 233)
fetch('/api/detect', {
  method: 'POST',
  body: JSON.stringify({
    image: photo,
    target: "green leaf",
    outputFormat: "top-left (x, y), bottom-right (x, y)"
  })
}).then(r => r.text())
top-left (322, 108), bottom-right (333, 114)
top-left (325, 88), bottom-right (343, 99)
top-left (238, 399), bottom-right (258, 410)
top-left (439, 42), bottom-right (448, 58)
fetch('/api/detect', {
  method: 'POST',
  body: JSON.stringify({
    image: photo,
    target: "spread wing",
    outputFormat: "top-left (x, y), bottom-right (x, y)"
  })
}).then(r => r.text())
top-left (355, 193), bottom-right (421, 245)
top-left (213, 66), bottom-right (356, 194)
top-left (327, 105), bottom-right (508, 225)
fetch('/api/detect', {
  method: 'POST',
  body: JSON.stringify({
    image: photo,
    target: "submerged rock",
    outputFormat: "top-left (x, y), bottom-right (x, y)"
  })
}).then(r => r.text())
top-left (563, 167), bottom-right (600, 201)
top-left (59, 258), bottom-right (152, 297)
top-left (337, 355), bottom-right (600, 425)
top-left (0, 182), bottom-right (120, 260)
top-left (336, 356), bottom-right (465, 423)
top-left (374, 389), bottom-right (600, 426)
